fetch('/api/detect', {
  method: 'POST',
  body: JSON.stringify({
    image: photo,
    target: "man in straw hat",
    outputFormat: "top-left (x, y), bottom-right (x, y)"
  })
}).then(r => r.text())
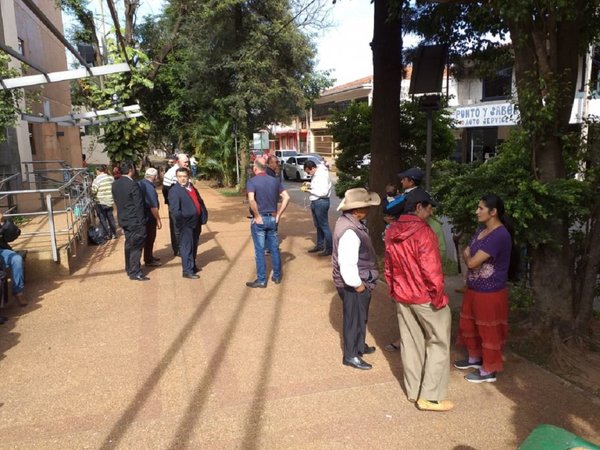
top-left (332, 187), bottom-right (381, 370)
top-left (384, 189), bottom-right (453, 412)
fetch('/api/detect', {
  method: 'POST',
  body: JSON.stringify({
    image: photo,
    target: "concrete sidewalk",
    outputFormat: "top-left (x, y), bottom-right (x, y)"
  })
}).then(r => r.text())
top-left (0, 182), bottom-right (598, 449)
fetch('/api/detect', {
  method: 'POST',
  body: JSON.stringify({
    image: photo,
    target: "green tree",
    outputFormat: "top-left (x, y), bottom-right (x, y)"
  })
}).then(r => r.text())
top-left (410, 0), bottom-right (600, 340)
top-left (139, 0), bottom-right (320, 187)
top-left (61, 0), bottom-right (155, 164)
top-left (72, 40), bottom-right (153, 164)
top-left (329, 100), bottom-right (455, 197)
top-left (193, 116), bottom-right (236, 187)
top-left (0, 54), bottom-right (24, 141)
top-left (327, 101), bottom-right (372, 196)
top-left (60, 0), bottom-right (103, 66)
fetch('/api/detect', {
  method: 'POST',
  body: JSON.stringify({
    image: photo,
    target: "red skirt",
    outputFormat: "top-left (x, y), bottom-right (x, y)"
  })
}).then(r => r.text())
top-left (457, 288), bottom-right (508, 372)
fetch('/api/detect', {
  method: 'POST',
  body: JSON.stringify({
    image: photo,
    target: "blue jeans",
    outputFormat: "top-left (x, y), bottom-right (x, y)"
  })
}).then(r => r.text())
top-left (250, 215), bottom-right (281, 284)
top-left (310, 198), bottom-right (332, 250)
top-left (0, 249), bottom-right (24, 294)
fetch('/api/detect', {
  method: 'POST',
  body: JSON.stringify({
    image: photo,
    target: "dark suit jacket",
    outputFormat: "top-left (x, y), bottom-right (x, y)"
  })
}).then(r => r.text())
top-left (112, 176), bottom-right (147, 229)
top-left (168, 183), bottom-right (202, 230)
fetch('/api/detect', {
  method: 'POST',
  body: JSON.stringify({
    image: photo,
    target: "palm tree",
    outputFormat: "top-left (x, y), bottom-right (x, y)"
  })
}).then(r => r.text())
top-left (193, 116), bottom-right (236, 187)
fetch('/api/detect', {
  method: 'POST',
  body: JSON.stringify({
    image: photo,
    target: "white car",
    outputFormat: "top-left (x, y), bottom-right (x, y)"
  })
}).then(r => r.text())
top-left (275, 149), bottom-right (298, 164)
top-left (282, 156), bottom-right (322, 181)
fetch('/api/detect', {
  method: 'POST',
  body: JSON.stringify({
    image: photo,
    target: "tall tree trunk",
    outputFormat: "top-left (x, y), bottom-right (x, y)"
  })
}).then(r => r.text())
top-left (368, 0), bottom-right (403, 255)
top-left (509, 13), bottom-right (582, 329)
top-left (148, 14), bottom-right (185, 81)
top-left (124, 0), bottom-right (138, 46)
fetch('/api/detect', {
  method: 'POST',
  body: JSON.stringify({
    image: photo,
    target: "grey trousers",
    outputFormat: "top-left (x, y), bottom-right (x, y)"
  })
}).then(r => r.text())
top-left (337, 287), bottom-right (371, 358)
top-left (396, 302), bottom-right (451, 401)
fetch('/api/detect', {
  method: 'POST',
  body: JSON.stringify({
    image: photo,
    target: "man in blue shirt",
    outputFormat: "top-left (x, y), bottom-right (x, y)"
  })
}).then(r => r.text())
top-left (245, 157), bottom-right (290, 288)
top-left (138, 168), bottom-right (162, 267)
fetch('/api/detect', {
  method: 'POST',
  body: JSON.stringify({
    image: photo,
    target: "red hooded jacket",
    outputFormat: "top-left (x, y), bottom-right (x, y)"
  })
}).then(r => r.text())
top-left (384, 214), bottom-right (448, 309)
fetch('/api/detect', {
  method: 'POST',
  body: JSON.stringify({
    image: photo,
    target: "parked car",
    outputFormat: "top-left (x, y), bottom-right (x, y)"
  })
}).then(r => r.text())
top-left (275, 149), bottom-right (298, 164)
top-left (282, 156), bottom-right (322, 181)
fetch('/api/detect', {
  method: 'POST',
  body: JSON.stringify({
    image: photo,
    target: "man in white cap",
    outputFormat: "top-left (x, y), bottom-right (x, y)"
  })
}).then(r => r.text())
top-left (138, 167), bottom-right (162, 267)
top-left (332, 187), bottom-right (381, 370)
top-left (384, 167), bottom-right (425, 218)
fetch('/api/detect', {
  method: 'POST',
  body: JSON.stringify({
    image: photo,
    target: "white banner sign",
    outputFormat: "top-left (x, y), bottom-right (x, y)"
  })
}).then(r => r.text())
top-left (452, 102), bottom-right (520, 128)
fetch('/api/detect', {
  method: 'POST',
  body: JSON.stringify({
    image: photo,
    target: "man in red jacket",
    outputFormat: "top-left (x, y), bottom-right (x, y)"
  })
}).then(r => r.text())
top-left (384, 189), bottom-right (453, 412)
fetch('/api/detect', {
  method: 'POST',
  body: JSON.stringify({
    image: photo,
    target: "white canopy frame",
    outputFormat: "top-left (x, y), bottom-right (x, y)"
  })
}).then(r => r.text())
top-left (22, 104), bottom-right (143, 127)
top-left (0, 63), bottom-right (131, 90)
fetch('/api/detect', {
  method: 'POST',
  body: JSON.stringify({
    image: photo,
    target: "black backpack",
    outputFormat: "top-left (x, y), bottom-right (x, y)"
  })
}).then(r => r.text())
top-left (0, 220), bottom-right (21, 242)
top-left (88, 227), bottom-right (107, 245)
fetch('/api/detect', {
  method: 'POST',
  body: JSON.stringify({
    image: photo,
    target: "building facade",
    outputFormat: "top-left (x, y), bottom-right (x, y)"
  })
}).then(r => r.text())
top-left (0, 0), bottom-right (82, 180)
top-left (295, 51), bottom-right (600, 166)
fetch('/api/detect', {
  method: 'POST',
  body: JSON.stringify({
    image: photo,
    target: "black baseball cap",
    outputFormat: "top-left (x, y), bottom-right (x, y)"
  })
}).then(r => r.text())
top-left (404, 188), bottom-right (438, 211)
top-left (397, 167), bottom-right (424, 182)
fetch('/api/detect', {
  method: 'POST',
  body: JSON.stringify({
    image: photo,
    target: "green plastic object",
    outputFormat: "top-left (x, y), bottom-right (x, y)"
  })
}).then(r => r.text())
top-left (519, 424), bottom-right (600, 450)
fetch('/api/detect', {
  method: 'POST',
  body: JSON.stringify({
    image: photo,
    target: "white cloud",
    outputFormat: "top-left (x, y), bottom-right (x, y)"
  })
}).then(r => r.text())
top-left (315, 1), bottom-right (374, 85)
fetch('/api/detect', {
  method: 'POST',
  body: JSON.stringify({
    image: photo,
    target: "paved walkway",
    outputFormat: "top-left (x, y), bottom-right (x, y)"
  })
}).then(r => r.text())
top-left (0, 183), bottom-right (599, 449)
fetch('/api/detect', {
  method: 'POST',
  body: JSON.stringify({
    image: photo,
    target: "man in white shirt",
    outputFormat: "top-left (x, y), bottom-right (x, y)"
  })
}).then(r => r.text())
top-left (332, 188), bottom-right (381, 370)
top-left (302, 159), bottom-right (333, 256)
top-left (162, 153), bottom-right (190, 256)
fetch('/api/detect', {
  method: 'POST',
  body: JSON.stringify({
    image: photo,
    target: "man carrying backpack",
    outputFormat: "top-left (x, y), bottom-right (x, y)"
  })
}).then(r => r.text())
top-left (0, 213), bottom-right (26, 306)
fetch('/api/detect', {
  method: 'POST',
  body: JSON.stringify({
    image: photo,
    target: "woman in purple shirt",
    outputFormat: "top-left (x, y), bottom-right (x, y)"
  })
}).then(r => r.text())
top-left (454, 194), bottom-right (513, 383)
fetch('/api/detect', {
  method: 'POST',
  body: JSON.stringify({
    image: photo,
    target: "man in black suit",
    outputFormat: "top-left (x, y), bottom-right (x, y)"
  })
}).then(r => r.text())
top-left (112, 160), bottom-right (149, 281)
top-left (168, 167), bottom-right (203, 279)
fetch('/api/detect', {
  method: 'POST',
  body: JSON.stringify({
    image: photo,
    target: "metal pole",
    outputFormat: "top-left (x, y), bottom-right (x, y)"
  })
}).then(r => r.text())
top-left (426, 108), bottom-right (433, 191)
top-left (46, 194), bottom-right (59, 262)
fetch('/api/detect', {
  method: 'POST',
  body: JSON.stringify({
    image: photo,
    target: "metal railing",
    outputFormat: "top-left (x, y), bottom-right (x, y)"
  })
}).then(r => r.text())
top-left (1, 161), bottom-right (95, 262)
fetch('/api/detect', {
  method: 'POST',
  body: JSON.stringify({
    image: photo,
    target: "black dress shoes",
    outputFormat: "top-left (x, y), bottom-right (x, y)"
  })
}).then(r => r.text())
top-left (360, 345), bottom-right (376, 356)
top-left (307, 246), bottom-right (324, 253)
top-left (145, 261), bottom-right (161, 267)
top-left (246, 280), bottom-right (267, 288)
top-left (183, 273), bottom-right (200, 279)
top-left (319, 249), bottom-right (332, 257)
top-left (129, 274), bottom-right (150, 281)
top-left (342, 356), bottom-right (372, 370)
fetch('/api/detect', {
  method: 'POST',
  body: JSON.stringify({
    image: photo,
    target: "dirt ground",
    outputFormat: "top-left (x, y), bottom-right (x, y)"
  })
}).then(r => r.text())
top-left (509, 316), bottom-right (600, 398)
top-left (553, 320), bottom-right (600, 397)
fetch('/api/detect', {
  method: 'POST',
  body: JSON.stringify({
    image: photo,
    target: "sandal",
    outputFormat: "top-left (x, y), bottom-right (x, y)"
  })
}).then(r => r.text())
top-left (384, 343), bottom-right (399, 352)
